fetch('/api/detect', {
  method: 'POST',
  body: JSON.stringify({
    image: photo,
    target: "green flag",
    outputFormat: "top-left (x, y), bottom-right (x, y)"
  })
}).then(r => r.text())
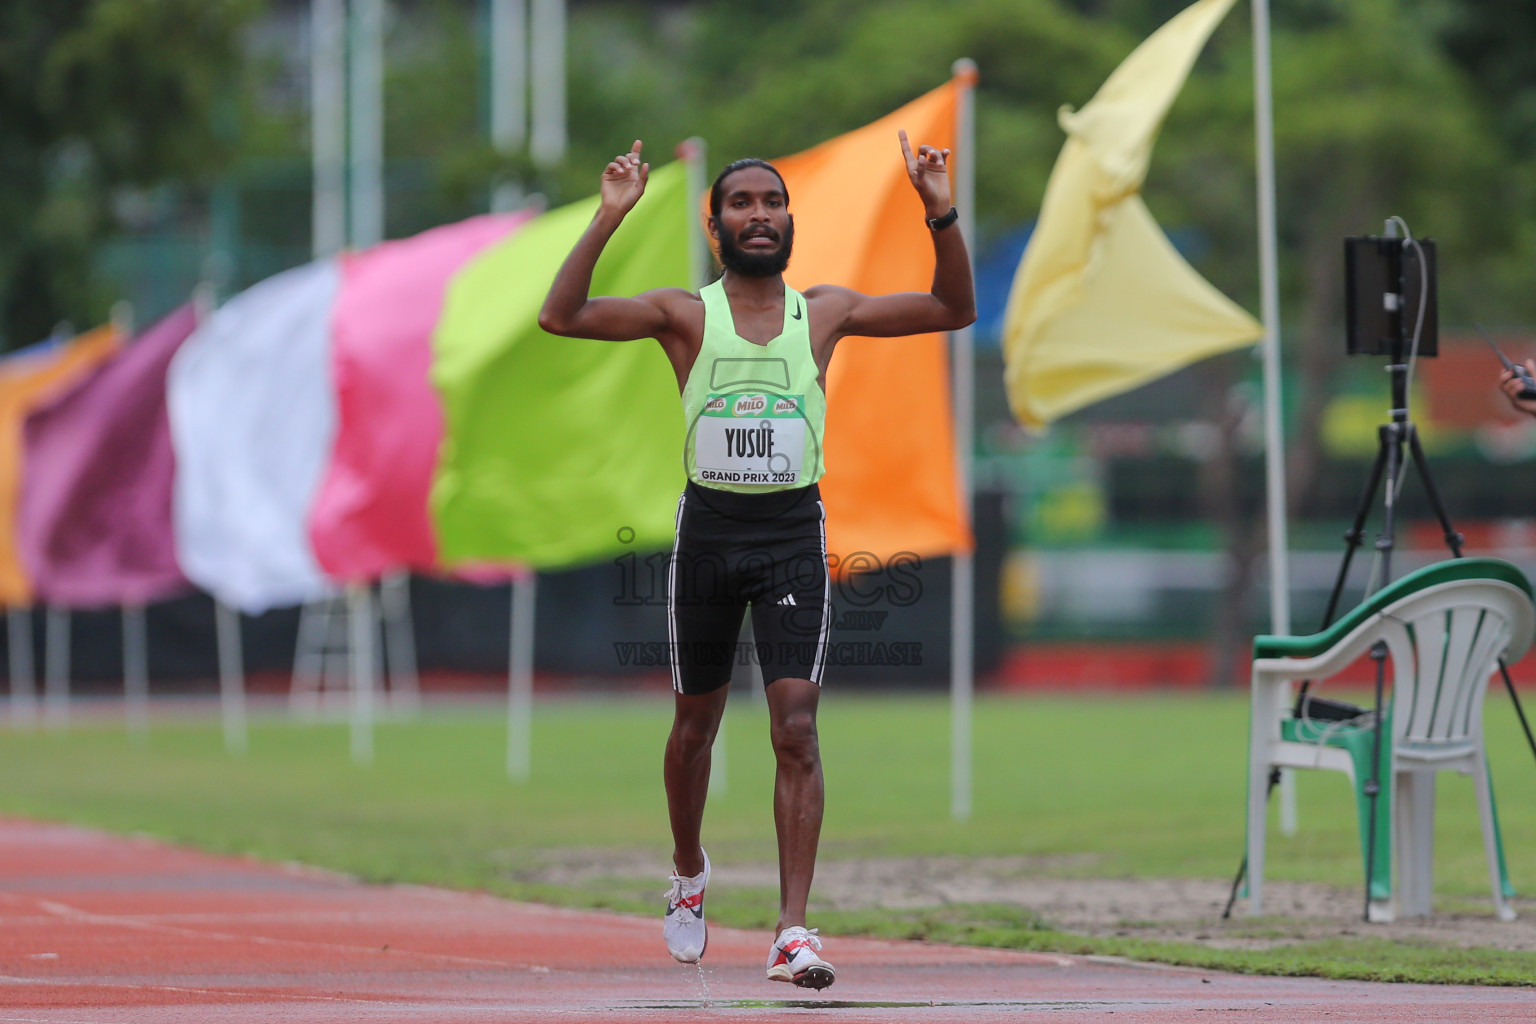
top-left (430, 161), bottom-right (689, 568)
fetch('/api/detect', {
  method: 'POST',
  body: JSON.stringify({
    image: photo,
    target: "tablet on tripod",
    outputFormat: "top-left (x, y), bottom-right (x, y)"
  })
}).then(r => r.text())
top-left (1344, 234), bottom-right (1437, 357)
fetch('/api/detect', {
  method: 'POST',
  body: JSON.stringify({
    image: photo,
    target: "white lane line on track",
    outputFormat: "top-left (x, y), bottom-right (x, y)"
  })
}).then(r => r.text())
top-left (0, 973), bottom-right (382, 1006)
top-left (29, 898), bottom-right (534, 971)
top-left (1, 909), bottom-right (522, 926)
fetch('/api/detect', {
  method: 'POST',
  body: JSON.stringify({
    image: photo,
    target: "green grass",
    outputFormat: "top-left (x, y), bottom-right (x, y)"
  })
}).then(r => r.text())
top-left (1, 691), bottom-right (1533, 984)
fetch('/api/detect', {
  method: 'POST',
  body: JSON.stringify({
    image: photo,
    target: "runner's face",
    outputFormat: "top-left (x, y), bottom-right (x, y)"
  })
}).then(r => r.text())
top-left (712, 167), bottom-right (793, 276)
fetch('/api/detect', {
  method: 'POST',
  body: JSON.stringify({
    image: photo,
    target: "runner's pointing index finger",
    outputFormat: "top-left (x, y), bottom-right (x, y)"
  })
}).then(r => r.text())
top-left (898, 129), bottom-right (915, 165)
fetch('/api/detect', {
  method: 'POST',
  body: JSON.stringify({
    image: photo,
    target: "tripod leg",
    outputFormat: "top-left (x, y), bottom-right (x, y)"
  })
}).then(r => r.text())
top-left (1297, 437), bottom-right (1392, 711)
top-left (1320, 437), bottom-right (1391, 633)
top-left (1406, 427), bottom-right (1464, 557)
top-left (1222, 767), bottom-right (1281, 919)
top-left (1497, 659), bottom-right (1536, 771)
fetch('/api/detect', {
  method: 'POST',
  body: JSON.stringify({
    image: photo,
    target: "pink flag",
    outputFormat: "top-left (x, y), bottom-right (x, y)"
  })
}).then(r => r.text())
top-left (309, 212), bottom-right (530, 581)
top-left (19, 305), bottom-right (197, 607)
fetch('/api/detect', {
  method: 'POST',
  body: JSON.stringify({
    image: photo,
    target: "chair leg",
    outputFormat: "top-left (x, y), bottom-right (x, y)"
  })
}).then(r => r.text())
top-left (1487, 768), bottom-right (1516, 902)
top-left (1342, 730), bottom-right (1394, 913)
top-left (1246, 757), bottom-right (1271, 916)
top-left (1395, 770), bottom-right (1434, 918)
top-left (1472, 756), bottom-right (1517, 922)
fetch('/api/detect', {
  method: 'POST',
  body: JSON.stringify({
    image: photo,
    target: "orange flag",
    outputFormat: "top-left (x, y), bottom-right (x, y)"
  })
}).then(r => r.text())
top-left (0, 325), bottom-right (122, 605)
top-left (773, 78), bottom-right (972, 568)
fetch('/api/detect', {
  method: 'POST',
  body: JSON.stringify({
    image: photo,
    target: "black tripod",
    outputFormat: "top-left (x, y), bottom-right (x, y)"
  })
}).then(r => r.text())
top-left (1223, 234), bottom-right (1536, 923)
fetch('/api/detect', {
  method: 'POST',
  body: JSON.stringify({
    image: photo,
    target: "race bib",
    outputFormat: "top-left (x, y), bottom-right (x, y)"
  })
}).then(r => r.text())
top-left (694, 393), bottom-right (805, 487)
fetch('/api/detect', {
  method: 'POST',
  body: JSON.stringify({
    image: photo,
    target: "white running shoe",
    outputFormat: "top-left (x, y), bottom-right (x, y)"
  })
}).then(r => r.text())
top-left (663, 850), bottom-right (709, 963)
top-left (766, 925), bottom-right (835, 989)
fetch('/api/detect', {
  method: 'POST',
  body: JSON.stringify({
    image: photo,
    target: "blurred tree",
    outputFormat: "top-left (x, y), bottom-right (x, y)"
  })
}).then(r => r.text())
top-left (617, 0), bottom-right (1534, 681)
top-left (15, 0), bottom-right (1534, 677)
top-left (0, 0), bottom-right (256, 349)
top-left (1151, 0), bottom-right (1523, 680)
top-left (1437, 0), bottom-right (1536, 159)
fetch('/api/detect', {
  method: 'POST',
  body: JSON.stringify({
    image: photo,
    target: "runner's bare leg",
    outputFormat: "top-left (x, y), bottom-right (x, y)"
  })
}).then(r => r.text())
top-left (665, 686), bottom-right (729, 876)
top-left (765, 676), bottom-right (823, 934)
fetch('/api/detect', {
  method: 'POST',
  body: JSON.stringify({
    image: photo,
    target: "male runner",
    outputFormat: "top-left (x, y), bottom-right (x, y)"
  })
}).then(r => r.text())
top-left (539, 132), bottom-right (974, 989)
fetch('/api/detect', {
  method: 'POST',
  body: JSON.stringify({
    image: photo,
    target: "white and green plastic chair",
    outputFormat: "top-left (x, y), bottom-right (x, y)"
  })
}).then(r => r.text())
top-left (1246, 557), bottom-right (1534, 922)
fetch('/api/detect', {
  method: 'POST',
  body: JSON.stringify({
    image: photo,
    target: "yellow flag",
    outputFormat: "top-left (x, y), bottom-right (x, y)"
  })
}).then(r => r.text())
top-left (1003, 0), bottom-right (1261, 430)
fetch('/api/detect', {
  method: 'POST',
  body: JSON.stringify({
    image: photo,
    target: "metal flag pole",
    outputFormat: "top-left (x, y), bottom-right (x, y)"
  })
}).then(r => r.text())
top-left (1251, 0), bottom-right (1296, 835)
top-left (311, 0), bottom-right (347, 259)
top-left (507, 572), bottom-right (536, 779)
top-left (105, 303), bottom-right (153, 745)
top-left (215, 600), bottom-right (248, 755)
top-left (678, 137), bottom-right (729, 793)
top-left (189, 283), bottom-right (248, 757)
top-left (346, 0), bottom-right (385, 758)
top-left (349, 0), bottom-right (385, 249)
top-left (490, 0), bottom-right (528, 212)
top-left (123, 603), bottom-right (149, 745)
top-left (529, 0), bottom-right (566, 169)
top-left (43, 608), bottom-right (69, 730)
top-left (348, 582), bottom-right (375, 765)
top-left (950, 59), bottom-right (979, 822)
top-left (380, 571), bottom-right (420, 712)
top-left (7, 606), bottom-right (35, 728)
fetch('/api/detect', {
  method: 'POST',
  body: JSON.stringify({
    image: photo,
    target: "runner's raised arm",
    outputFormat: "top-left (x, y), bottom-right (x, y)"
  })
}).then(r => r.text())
top-left (538, 140), bottom-right (689, 342)
top-left (807, 129), bottom-right (975, 341)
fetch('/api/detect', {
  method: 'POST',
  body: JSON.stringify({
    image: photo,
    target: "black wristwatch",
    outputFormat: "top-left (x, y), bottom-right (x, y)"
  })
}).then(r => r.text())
top-left (926, 207), bottom-right (958, 231)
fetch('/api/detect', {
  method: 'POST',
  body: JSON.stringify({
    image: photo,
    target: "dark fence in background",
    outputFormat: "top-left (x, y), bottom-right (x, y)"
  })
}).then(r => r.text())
top-left (0, 493), bottom-right (1006, 693)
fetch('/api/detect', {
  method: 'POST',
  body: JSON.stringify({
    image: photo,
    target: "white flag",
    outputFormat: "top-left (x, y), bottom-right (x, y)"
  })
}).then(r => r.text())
top-left (168, 260), bottom-right (339, 613)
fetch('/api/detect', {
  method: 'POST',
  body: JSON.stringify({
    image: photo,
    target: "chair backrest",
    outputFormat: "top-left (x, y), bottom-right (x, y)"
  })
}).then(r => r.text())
top-left (1376, 572), bottom-right (1536, 749)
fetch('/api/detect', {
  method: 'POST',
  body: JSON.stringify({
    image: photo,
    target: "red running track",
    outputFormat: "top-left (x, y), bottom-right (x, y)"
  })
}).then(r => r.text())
top-left (0, 818), bottom-right (1529, 1022)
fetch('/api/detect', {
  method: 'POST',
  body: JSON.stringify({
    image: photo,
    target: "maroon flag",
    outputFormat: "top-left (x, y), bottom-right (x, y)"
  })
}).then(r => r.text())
top-left (19, 305), bottom-right (197, 607)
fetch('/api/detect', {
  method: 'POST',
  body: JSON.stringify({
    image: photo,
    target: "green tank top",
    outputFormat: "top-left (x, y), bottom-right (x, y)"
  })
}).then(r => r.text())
top-left (682, 279), bottom-right (826, 493)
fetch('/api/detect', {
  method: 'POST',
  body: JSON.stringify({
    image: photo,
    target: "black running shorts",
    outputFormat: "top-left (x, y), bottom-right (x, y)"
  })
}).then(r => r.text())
top-left (667, 480), bottom-right (830, 695)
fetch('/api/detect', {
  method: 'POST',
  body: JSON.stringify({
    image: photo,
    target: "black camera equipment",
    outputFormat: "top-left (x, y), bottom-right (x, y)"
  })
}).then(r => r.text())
top-left (1345, 233), bottom-right (1436, 357)
top-left (1223, 218), bottom-right (1536, 923)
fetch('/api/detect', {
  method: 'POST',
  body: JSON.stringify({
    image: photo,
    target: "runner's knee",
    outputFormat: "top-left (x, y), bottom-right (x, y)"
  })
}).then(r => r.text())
top-left (770, 709), bottom-right (819, 769)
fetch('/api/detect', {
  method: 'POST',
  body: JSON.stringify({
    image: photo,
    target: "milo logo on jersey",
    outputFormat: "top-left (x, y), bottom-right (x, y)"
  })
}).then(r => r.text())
top-left (694, 391), bottom-right (807, 486)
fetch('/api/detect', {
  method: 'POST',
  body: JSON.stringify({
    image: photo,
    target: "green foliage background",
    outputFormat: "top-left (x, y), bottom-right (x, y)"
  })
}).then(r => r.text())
top-left (8, 0), bottom-right (1536, 346)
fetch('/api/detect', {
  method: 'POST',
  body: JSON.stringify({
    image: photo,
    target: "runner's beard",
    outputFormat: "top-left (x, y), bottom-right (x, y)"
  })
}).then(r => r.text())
top-left (718, 217), bottom-right (794, 277)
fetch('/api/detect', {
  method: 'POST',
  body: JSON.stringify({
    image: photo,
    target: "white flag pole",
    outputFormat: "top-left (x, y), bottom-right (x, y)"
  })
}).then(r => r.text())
top-left (189, 284), bottom-right (247, 757)
top-left (677, 137), bottom-right (729, 793)
top-left (490, 0), bottom-right (528, 212)
top-left (950, 60), bottom-right (979, 822)
top-left (349, 0), bottom-right (385, 249)
top-left (43, 608), bottom-right (69, 730)
top-left (7, 607), bottom-right (35, 728)
top-left (215, 600), bottom-right (248, 755)
top-left (380, 571), bottom-right (420, 712)
top-left (348, 583), bottom-right (375, 765)
top-left (507, 573), bottom-right (536, 779)
top-left (122, 603), bottom-right (149, 744)
top-left (1251, 0), bottom-right (1297, 835)
top-left (311, 0), bottom-right (347, 259)
top-left (528, 0), bottom-right (566, 169)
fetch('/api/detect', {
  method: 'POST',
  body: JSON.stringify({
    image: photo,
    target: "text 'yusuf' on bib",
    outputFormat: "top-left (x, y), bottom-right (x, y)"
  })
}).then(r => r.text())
top-left (693, 393), bottom-right (806, 487)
